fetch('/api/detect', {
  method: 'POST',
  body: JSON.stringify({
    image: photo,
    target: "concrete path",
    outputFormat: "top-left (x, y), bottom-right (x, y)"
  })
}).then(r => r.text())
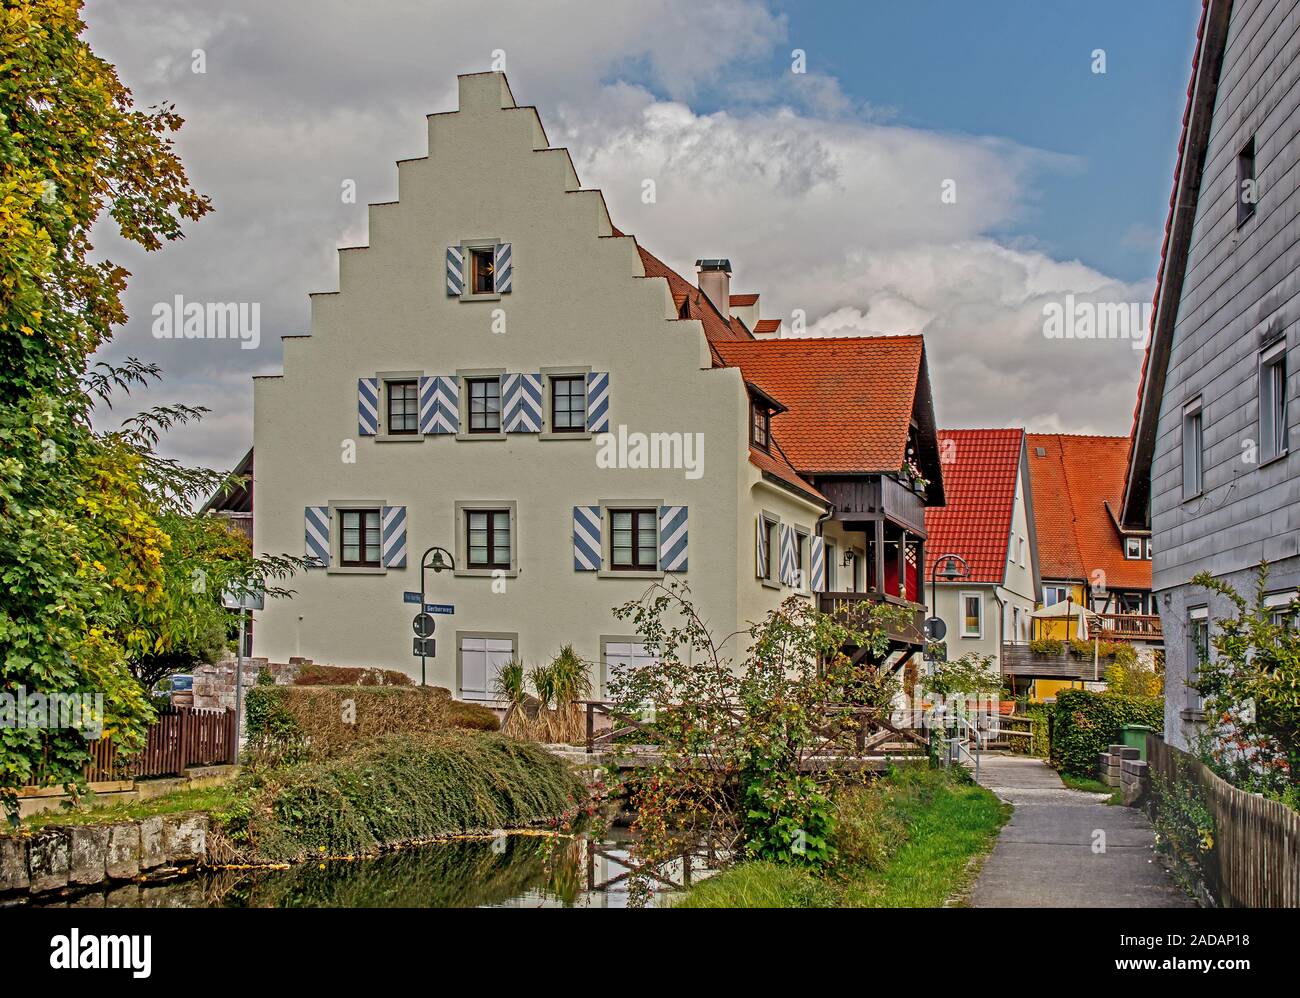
top-left (969, 755), bottom-right (1193, 908)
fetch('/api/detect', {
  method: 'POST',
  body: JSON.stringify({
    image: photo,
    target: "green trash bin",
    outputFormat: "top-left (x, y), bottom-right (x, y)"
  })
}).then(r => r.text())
top-left (1121, 724), bottom-right (1154, 761)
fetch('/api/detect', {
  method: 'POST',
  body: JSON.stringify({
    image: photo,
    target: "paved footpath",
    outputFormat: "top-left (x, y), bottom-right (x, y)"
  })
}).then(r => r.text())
top-left (969, 754), bottom-right (1193, 908)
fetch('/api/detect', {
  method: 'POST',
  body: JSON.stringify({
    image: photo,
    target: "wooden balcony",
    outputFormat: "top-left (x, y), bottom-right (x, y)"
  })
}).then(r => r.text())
top-left (818, 475), bottom-right (926, 535)
top-left (214, 511), bottom-right (253, 542)
top-left (1001, 643), bottom-right (1114, 681)
top-left (1089, 613), bottom-right (1163, 643)
top-left (819, 591), bottom-right (925, 647)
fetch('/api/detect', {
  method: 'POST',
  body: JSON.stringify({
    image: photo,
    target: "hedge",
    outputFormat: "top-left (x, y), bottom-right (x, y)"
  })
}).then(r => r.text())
top-left (1049, 689), bottom-right (1163, 776)
top-left (243, 685), bottom-right (497, 762)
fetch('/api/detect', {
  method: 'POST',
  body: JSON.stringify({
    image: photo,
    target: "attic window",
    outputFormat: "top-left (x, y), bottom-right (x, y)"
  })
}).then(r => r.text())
top-left (750, 399), bottom-right (772, 452)
top-left (1034, 447), bottom-right (1047, 458)
top-left (470, 249), bottom-right (495, 295)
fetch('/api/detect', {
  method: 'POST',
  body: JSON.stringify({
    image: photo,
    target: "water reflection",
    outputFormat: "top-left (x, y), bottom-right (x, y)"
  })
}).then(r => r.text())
top-left (26, 830), bottom-right (726, 909)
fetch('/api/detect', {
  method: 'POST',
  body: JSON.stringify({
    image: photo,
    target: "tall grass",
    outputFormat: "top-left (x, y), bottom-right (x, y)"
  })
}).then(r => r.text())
top-left (217, 731), bottom-right (586, 863)
top-left (500, 645), bottom-right (592, 744)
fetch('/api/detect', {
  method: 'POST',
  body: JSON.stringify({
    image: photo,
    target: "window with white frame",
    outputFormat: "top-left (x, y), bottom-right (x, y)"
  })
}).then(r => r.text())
top-left (1144, 538), bottom-right (1153, 560)
top-left (1183, 398), bottom-right (1203, 499)
top-left (1125, 537), bottom-right (1143, 560)
top-left (1188, 607), bottom-right (1209, 713)
top-left (458, 634), bottom-right (515, 701)
top-left (960, 592), bottom-right (983, 638)
top-left (1260, 339), bottom-right (1288, 463)
top-left (1266, 591), bottom-right (1299, 630)
top-left (1044, 585), bottom-right (1068, 607)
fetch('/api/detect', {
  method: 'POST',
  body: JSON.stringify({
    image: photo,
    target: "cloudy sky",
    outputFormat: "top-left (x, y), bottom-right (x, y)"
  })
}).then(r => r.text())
top-left (81, 0), bottom-right (1201, 471)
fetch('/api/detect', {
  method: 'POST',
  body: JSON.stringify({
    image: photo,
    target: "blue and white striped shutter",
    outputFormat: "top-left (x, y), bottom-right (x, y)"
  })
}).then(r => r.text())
top-left (658, 506), bottom-right (688, 572)
top-left (446, 246), bottom-right (464, 296)
top-left (304, 506), bottom-right (330, 569)
top-left (756, 517), bottom-right (768, 578)
top-left (586, 372), bottom-right (610, 432)
top-left (810, 535), bottom-right (826, 593)
top-left (573, 505), bottom-right (602, 571)
top-left (494, 242), bottom-right (512, 293)
top-left (381, 506), bottom-right (407, 568)
top-left (779, 524), bottom-right (797, 586)
top-left (502, 373), bottom-right (543, 432)
top-left (357, 378), bottom-right (379, 436)
top-left (418, 376), bottom-right (438, 434)
top-left (419, 375), bottom-right (458, 434)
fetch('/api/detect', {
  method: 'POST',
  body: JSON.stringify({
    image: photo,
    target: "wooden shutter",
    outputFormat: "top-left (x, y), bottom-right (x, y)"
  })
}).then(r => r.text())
top-left (381, 506), bottom-right (407, 568)
top-left (446, 246), bottom-right (464, 295)
top-left (494, 242), bottom-right (512, 293)
top-left (658, 506), bottom-right (688, 572)
top-left (586, 372), bottom-right (610, 432)
top-left (357, 378), bottom-right (379, 436)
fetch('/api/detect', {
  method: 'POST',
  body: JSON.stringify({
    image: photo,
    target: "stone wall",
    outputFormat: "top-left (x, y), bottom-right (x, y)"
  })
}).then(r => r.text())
top-left (0, 812), bottom-right (208, 897)
top-left (182, 655), bottom-right (306, 711)
top-left (1097, 743), bottom-right (1150, 807)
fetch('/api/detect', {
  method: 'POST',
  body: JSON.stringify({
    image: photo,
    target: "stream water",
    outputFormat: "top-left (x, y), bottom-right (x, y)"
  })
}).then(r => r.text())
top-left (22, 830), bottom-right (726, 909)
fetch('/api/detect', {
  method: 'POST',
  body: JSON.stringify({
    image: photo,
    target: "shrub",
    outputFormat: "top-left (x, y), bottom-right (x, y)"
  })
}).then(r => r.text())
top-left (244, 685), bottom-right (468, 762)
top-left (225, 732), bottom-right (586, 862)
top-left (1050, 689), bottom-right (1163, 776)
top-left (1029, 638), bottom-right (1064, 656)
top-left (293, 663), bottom-right (414, 687)
top-left (831, 782), bottom-right (906, 871)
top-left (447, 700), bottom-right (500, 732)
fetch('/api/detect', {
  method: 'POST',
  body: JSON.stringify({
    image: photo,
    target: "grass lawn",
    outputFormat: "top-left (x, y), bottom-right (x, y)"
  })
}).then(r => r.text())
top-left (677, 765), bottom-right (1010, 909)
top-left (1058, 773), bottom-right (1122, 805)
top-left (22, 785), bottom-right (236, 829)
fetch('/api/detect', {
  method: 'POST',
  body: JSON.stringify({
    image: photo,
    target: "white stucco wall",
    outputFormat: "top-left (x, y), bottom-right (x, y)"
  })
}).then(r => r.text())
top-left (253, 73), bottom-right (812, 695)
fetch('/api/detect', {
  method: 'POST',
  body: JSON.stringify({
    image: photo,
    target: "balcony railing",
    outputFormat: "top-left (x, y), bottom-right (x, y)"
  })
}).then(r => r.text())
top-left (1088, 613), bottom-right (1162, 642)
top-left (819, 475), bottom-right (926, 534)
top-left (1000, 643), bottom-right (1112, 680)
top-left (818, 591), bottom-right (925, 646)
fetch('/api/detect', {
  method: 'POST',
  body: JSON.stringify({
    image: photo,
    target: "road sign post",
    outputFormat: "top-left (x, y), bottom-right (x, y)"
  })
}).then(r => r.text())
top-left (416, 547), bottom-right (456, 686)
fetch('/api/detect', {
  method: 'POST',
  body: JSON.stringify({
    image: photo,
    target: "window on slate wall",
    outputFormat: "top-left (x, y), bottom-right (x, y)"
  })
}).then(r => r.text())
top-left (1260, 339), bottom-right (1288, 462)
top-left (551, 376), bottom-right (586, 432)
top-left (340, 508), bottom-right (381, 567)
top-left (468, 377), bottom-right (501, 433)
top-left (466, 509), bottom-right (511, 569)
top-left (386, 379), bottom-right (419, 434)
top-left (1237, 136), bottom-right (1256, 228)
top-left (470, 248), bottom-right (495, 294)
top-left (611, 509), bottom-right (657, 570)
top-left (1182, 400), bottom-right (1203, 499)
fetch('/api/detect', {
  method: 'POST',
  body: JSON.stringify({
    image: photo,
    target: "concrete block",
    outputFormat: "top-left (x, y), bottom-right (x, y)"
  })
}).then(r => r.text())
top-left (1116, 746), bottom-right (1141, 761)
top-left (68, 825), bottom-right (109, 885)
top-left (139, 816), bottom-right (165, 870)
top-left (0, 836), bottom-right (30, 893)
top-left (29, 828), bottom-right (70, 894)
top-left (1108, 744), bottom-right (1128, 756)
top-left (106, 823), bottom-right (141, 880)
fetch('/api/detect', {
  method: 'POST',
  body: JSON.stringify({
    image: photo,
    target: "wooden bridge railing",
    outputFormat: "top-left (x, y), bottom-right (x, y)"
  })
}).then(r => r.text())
top-left (578, 700), bottom-right (928, 757)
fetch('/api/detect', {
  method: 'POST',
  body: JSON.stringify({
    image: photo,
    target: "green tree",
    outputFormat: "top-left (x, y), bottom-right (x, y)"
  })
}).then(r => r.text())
top-left (1191, 566), bottom-right (1300, 802)
top-left (0, 2), bottom-right (248, 817)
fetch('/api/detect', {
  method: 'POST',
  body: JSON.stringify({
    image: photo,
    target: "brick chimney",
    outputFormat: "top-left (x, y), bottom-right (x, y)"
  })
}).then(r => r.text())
top-left (695, 259), bottom-right (732, 317)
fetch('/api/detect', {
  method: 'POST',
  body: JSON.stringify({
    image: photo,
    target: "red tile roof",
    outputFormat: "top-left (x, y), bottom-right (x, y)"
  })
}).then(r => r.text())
top-left (729, 293), bottom-right (759, 307)
top-left (1028, 434), bottom-right (1151, 590)
top-left (925, 430), bottom-right (1023, 584)
top-left (714, 336), bottom-right (925, 474)
top-left (633, 242), bottom-right (752, 345)
top-left (754, 319), bottom-right (781, 335)
top-left (748, 443), bottom-right (828, 505)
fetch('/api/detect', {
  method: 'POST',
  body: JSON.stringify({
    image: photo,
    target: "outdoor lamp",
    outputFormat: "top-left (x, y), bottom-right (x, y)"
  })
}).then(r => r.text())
top-left (937, 556), bottom-right (965, 582)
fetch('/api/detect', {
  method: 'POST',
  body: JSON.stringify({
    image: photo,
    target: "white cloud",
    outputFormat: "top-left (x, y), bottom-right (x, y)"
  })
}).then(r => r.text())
top-left (77, 0), bottom-right (1151, 471)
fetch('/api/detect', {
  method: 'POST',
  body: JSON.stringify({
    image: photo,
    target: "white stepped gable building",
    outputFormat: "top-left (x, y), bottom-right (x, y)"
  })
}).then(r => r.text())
top-left (252, 72), bottom-right (945, 700)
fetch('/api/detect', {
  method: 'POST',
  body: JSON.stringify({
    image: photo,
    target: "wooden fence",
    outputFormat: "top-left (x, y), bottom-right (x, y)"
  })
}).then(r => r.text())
top-left (1146, 734), bottom-right (1300, 908)
top-left (82, 707), bottom-right (238, 782)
